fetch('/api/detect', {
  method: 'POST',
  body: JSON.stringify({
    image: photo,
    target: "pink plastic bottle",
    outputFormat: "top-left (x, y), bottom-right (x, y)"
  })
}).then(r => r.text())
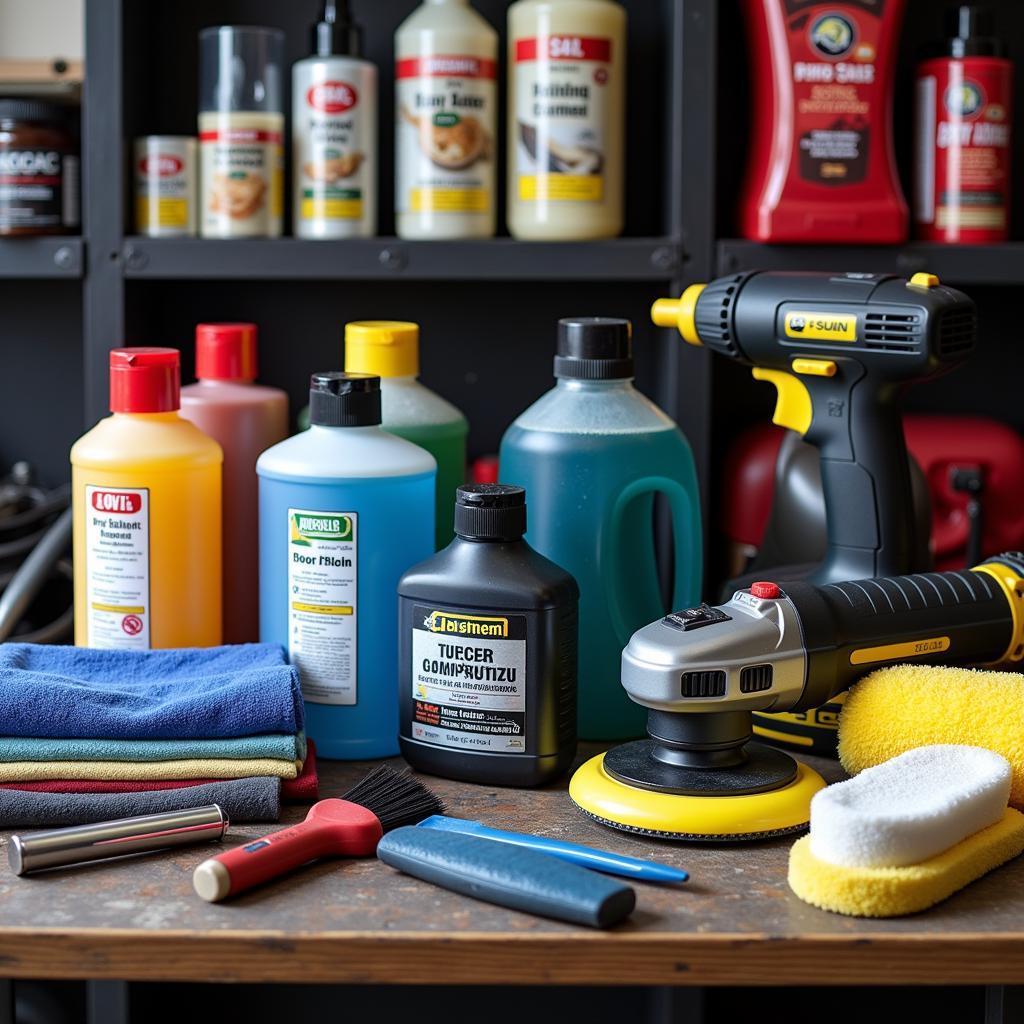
top-left (180, 323), bottom-right (289, 643)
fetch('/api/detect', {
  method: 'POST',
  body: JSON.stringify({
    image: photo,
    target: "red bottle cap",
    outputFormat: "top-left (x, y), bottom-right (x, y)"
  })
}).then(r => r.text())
top-left (750, 581), bottom-right (781, 600)
top-left (109, 348), bottom-right (180, 413)
top-left (195, 323), bottom-right (258, 381)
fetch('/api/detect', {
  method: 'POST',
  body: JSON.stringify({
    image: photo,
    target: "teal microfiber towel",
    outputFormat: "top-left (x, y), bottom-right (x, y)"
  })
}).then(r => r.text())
top-left (0, 733), bottom-right (306, 763)
top-left (0, 776), bottom-right (281, 827)
top-left (0, 643), bottom-right (303, 739)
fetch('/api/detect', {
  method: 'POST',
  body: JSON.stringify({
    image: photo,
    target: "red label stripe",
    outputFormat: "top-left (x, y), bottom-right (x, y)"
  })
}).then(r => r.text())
top-left (395, 55), bottom-right (498, 80)
top-left (198, 130), bottom-right (282, 144)
top-left (515, 36), bottom-right (612, 63)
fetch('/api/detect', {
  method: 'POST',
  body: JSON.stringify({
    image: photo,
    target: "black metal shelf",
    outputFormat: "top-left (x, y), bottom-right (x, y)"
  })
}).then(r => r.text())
top-left (120, 237), bottom-right (683, 282)
top-left (0, 237), bottom-right (83, 279)
top-left (717, 239), bottom-right (1024, 286)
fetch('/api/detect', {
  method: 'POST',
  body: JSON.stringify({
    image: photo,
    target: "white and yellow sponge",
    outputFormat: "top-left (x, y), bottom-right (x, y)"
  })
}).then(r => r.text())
top-left (837, 664), bottom-right (1024, 807)
top-left (788, 745), bottom-right (1024, 917)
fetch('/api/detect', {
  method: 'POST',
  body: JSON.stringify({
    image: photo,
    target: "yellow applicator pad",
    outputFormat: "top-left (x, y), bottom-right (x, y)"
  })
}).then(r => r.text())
top-left (838, 664), bottom-right (1024, 807)
top-left (789, 808), bottom-right (1024, 918)
top-left (789, 746), bottom-right (1024, 917)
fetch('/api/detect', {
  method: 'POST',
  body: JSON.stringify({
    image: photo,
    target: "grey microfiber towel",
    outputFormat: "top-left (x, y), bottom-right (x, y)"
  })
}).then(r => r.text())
top-left (0, 776), bottom-right (281, 827)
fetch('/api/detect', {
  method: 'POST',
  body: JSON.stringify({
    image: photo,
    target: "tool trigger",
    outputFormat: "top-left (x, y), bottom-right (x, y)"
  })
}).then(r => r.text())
top-left (751, 368), bottom-right (813, 435)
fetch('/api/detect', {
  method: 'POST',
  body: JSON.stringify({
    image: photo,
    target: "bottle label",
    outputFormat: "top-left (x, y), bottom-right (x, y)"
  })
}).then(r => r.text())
top-left (0, 147), bottom-right (79, 230)
top-left (783, 6), bottom-right (887, 186)
top-left (297, 75), bottom-right (372, 225)
top-left (914, 61), bottom-right (1011, 241)
top-left (514, 35), bottom-right (612, 203)
top-left (395, 54), bottom-right (496, 215)
top-left (287, 509), bottom-right (358, 706)
top-left (409, 604), bottom-right (527, 754)
top-left (135, 141), bottom-right (193, 235)
top-left (84, 486), bottom-right (150, 650)
top-left (199, 117), bottom-right (284, 236)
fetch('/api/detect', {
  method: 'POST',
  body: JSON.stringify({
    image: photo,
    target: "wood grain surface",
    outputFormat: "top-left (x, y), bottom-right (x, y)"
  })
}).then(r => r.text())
top-left (0, 749), bottom-right (1022, 985)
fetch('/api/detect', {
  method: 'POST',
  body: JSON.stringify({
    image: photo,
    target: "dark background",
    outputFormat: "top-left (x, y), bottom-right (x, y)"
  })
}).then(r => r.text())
top-left (1, 0), bottom-right (1022, 1019)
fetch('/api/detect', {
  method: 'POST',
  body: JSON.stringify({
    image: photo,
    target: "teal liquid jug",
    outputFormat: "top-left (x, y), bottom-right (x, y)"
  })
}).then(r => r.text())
top-left (499, 318), bottom-right (702, 739)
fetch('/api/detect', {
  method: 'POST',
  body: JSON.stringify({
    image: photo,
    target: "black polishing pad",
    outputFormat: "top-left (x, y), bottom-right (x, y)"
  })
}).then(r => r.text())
top-left (603, 739), bottom-right (798, 797)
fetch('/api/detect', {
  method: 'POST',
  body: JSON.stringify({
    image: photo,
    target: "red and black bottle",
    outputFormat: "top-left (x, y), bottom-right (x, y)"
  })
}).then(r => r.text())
top-left (915, 6), bottom-right (1013, 244)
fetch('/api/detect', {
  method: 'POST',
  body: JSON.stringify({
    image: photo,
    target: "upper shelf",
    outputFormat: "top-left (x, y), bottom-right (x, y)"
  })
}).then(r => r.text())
top-left (0, 237), bottom-right (83, 279)
top-left (120, 237), bottom-right (683, 282)
top-left (717, 240), bottom-right (1024, 286)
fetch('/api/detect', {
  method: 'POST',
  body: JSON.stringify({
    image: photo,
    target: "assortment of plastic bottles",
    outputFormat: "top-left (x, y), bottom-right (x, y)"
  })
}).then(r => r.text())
top-left (71, 316), bottom-right (702, 761)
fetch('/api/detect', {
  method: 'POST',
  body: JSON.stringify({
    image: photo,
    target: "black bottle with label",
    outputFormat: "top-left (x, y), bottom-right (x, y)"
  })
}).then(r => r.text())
top-left (398, 483), bottom-right (578, 786)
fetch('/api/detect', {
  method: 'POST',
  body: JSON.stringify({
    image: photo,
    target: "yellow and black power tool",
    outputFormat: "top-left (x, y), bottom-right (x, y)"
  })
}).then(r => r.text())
top-left (653, 270), bottom-right (978, 754)
top-left (653, 270), bottom-right (976, 585)
top-left (569, 553), bottom-right (1024, 841)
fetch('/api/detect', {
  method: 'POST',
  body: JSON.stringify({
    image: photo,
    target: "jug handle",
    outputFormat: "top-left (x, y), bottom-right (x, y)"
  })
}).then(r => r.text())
top-left (603, 476), bottom-right (702, 648)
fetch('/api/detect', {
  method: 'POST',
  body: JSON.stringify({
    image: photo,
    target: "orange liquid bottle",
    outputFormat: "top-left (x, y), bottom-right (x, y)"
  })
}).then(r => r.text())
top-left (71, 348), bottom-right (223, 649)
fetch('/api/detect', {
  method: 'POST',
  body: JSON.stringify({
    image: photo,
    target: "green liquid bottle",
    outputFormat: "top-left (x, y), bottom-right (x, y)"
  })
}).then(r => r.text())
top-left (343, 321), bottom-right (467, 549)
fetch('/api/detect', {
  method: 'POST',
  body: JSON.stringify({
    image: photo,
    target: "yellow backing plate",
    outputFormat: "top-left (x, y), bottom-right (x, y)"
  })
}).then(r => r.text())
top-left (569, 751), bottom-right (827, 841)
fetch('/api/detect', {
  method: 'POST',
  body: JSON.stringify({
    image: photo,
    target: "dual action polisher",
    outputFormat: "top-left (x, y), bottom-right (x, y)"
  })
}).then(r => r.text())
top-left (569, 553), bottom-right (1024, 841)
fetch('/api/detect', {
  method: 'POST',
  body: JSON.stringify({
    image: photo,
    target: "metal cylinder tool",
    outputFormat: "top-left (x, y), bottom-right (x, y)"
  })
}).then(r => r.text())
top-left (8, 804), bottom-right (229, 875)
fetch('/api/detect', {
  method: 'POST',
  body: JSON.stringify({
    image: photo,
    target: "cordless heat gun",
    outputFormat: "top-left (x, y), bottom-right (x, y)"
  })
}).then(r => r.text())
top-left (652, 271), bottom-right (977, 583)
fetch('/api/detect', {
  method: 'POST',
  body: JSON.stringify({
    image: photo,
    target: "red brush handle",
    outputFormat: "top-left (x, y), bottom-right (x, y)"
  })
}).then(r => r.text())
top-left (205, 799), bottom-right (383, 899)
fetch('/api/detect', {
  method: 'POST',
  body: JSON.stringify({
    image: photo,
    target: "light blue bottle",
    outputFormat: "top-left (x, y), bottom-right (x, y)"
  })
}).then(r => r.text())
top-left (499, 318), bottom-right (702, 740)
top-left (257, 372), bottom-right (435, 759)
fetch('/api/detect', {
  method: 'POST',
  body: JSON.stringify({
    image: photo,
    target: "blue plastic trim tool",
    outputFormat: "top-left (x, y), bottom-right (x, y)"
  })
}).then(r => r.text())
top-left (378, 827), bottom-right (636, 928)
top-left (416, 814), bottom-right (688, 884)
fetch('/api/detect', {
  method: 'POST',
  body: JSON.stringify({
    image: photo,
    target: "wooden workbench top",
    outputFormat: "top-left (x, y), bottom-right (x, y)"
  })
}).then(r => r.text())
top-left (0, 747), bottom-right (1022, 987)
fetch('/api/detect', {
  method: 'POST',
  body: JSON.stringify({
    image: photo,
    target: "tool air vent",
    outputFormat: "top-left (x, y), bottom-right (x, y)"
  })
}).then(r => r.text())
top-left (740, 664), bottom-right (773, 693)
top-left (937, 307), bottom-right (977, 358)
top-left (680, 670), bottom-right (726, 698)
top-left (863, 311), bottom-right (924, 352)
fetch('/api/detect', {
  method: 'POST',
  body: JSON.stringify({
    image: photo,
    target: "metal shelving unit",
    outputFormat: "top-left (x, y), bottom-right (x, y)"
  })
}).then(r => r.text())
top-left (717, 239), bottom-right (1024, 285)
top-left (0, 237), bottom-right (83, 278)
top-left (5, 0), bottom-right (1017, 550)
top-left (120, 237), bottom-right (685, 281)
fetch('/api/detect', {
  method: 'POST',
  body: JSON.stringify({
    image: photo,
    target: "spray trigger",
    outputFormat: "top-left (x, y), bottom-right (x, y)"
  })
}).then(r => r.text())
top-left (751, 368), bottom-right (812, 435)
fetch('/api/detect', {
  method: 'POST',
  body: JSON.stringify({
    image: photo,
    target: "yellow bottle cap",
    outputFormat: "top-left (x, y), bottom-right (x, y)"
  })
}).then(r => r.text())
top-left (345, 321), bottom-right (420, 378)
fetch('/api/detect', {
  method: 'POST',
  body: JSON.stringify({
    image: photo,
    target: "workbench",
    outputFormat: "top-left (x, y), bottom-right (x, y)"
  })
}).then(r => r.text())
top-left (0, 748), bottom-right (1022, 1016)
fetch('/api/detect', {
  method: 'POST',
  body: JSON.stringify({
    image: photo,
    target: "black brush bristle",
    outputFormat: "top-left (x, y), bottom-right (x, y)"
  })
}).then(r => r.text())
top-left (341, 765), bottom-right (444, 831)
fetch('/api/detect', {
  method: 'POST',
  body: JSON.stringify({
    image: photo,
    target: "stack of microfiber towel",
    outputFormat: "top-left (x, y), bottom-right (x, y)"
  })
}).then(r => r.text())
top-left (0, 643), bottom-right (318, 827)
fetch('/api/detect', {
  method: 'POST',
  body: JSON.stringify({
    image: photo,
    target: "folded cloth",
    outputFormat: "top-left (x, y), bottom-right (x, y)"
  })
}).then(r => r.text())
top-left (0, 776), bottom-right (281, 827)
top-left (0, 643), bottom-right (303, 739)
top-left (0, 733), bottom-right (306, 763)
top-left (0, 740), bottom-right (321, 803)
top-left (0, 755), bottom-right (299, 783)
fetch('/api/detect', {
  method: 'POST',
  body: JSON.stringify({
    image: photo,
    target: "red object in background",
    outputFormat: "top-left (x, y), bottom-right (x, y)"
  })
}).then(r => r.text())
top-left (903, 416), bottom-right (1024, 568)
top-left (739, 0), bottom-right (908, 242)
top-left (914, 7), bottom-right (1012, 244)
top-left (722, 417), bottom-right (1024, 570)
top-left (471, 454), bottom-right (500, 485)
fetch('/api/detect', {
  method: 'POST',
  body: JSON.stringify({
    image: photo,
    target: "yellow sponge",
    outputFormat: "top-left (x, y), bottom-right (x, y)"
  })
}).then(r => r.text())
top-left (838, 665), bottom-right (1024, 807)
top-left (789, 807), bottom-right (1024, 917)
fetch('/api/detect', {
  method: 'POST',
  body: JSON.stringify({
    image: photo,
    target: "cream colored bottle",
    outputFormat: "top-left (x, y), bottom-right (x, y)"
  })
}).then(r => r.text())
top-left (395, 0), bottom-right (498, 239)
top-left (507, 0), bottom-right (626, 240)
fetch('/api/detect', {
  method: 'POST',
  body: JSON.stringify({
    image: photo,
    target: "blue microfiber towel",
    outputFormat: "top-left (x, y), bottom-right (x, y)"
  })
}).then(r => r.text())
top-left (0, 643), bottom-right (303, 739)
top-left (0, 776), bottom-right (281, 827)
top-left (0, 733), bottom-right (306, 763)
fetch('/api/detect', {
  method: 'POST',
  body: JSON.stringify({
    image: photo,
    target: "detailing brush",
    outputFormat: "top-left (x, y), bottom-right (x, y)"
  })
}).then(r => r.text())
top-left (193, 765), bottom-right (443, 902)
